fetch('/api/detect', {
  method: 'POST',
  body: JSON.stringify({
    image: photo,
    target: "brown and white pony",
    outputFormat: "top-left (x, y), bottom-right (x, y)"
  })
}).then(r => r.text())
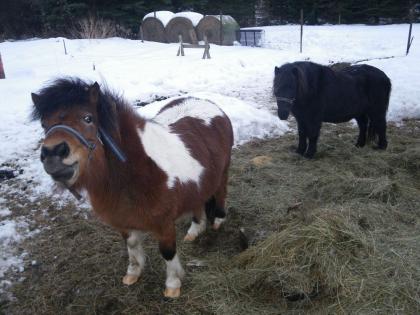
top-left (31, 78), bottom-right (233, 298)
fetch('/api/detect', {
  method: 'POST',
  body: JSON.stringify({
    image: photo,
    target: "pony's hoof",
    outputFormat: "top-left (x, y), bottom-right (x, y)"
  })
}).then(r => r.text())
top-left (122, 274), bottom-right (139, 285)
top-left (184, 233), bottom-right (197, 242)
top-left (212, 217), bottom-right (226, 230)
top-left (164, 287), bottom-right (181, 298)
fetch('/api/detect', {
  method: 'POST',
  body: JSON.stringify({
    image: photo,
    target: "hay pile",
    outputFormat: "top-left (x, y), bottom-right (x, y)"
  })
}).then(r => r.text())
top-left (142, 18), bottom-right (167, 42)
top-left (196, 15), bottom-right (240, 45)
top-left (141, 11), bottom-right (174, 43)
top-left (165, 13), bottom-right (203, 44)
top-left (4, 120), bottom-right (420, 314)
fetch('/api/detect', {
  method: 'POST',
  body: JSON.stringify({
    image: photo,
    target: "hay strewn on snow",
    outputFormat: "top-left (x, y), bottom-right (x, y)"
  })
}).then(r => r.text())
top-left (3, 120), bottom-right (420, 314)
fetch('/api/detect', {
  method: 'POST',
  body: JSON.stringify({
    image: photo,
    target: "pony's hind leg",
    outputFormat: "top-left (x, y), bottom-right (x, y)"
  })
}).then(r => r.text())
top-left (375, 116), bottom-right (388, 149)
top-left (159, 224), bottom-right (185, 298)
top-left (122, 231), bottom-right (146, 285)
top-left (184, 211), bottom-right (206, 242)
top-left (206, 168), bottom-right (228, 230)
top-left (355, 115), bottom-right (368, 147)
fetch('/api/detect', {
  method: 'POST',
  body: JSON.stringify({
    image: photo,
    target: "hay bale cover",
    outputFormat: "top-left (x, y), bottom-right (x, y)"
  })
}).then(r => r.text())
top-left (141, 11), bottom-right (174, 43)
top-left (165, 12), bottom-right (203, 44)
top-left (196, 15), bottom-right (240, 45)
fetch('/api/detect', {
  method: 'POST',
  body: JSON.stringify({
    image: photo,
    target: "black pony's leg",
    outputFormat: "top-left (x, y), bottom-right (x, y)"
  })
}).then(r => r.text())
top-left (355, 115), bottom-right (368, 147)
top-left (375, 116), bottom-right (388, 149)
top-left (304, 121), bottom-right (321, 159)
top-left (296, 120), bottom-right (307, 155)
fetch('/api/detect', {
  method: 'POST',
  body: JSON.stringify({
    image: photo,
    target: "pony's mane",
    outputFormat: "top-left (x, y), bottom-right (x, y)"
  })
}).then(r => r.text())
top-left (31, 77), bottom-right (130, 135)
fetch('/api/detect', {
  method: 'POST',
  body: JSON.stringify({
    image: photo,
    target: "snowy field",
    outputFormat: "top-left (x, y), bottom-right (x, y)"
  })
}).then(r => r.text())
top-left (0, 23), bottom-right (419, 295)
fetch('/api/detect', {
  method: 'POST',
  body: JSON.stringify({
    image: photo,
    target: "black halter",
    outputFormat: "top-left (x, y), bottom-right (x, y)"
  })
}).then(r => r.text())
top-left (45, 124), bottom-right (127, 163)
top-left (276, 96), bottom-right (295, 105)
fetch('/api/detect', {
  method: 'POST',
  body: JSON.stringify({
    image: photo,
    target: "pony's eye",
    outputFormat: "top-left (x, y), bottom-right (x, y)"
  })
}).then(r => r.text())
top-left (83, 115), bottom-right (93, 124)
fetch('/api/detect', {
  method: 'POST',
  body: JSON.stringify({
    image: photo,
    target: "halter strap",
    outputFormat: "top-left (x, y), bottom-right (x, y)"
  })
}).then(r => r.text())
top-left (276, 96), bottom-right (295, 105)
top-left (45, 124), bottom-right (127, 163)
top-left (46, 125), bottom-right (96, 151)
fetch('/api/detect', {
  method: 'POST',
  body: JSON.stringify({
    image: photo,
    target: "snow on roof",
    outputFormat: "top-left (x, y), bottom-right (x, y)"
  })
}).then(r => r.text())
top-left (143, 11), bottom-right (174, 27)
top-left (173, 12), bottom-right (204, 26)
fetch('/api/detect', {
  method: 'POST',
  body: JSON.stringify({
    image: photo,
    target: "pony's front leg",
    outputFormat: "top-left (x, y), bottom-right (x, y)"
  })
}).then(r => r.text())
top-left (305, 122), bottom-right (321, 158)
top-left (184, 212), bottom-right (206, 242)
top-left (123, 231), bottom-right (146, 285)
top-left (159, 224), bottom-right (185, 298)
top-left (296, 123), bottom-right (308, 155)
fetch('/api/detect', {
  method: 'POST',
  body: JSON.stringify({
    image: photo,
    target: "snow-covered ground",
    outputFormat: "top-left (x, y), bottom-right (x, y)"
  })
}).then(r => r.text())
top-left (0, 24), bottom-right (419, 294)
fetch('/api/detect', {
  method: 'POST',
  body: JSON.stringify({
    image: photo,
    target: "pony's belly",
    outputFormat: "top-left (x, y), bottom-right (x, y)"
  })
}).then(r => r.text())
top-left (323, 116), bottom-right (353, 124)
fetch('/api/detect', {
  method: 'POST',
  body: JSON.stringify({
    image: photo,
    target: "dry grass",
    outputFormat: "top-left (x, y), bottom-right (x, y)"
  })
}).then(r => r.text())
top-left (2, 120), bottom-right (420, 314)
top-left (71, 16), bottom-right (131, 39)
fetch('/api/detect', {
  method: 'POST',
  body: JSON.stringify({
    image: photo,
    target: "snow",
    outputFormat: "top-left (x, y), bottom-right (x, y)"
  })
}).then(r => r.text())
top-left (173, 12), bottom-right (204, 26)
top-left (143, 11), bottom-right (174, 27)
top-left (0, 208), bottom-right (12, 217)
top-left (0, 23), bottom-right (419, 294)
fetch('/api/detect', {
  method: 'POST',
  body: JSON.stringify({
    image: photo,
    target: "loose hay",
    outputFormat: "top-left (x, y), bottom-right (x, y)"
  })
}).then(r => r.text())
top-left (3, 120), bottom-right (420, 314)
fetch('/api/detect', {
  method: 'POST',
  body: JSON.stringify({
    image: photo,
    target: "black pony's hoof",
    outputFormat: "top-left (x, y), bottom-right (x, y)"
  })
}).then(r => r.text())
top-left (355, 142), bottom-right (365, 148)
top-left (303, 152), bottom-right (315, 159)
top-left (373, 145), bottom-right (387, 150)
top-left (295, 148), bottom-right (306, 156)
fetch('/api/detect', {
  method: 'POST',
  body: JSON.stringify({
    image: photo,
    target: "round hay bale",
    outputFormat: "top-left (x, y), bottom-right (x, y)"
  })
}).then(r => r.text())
top-left (141, 11), bottom-right (174, 43)
top-left (165, 12), bottom-right (203, 44)
top-left (196, 15), bottom-right (240, 46)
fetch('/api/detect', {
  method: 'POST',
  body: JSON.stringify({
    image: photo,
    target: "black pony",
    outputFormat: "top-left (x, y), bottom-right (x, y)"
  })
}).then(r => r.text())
top-left (273, 61), bottom-right (391, 158)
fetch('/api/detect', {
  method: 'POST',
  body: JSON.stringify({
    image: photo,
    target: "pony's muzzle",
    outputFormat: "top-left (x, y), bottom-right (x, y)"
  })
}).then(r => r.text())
top-left (41, 142), bottom-right (76, 182)
top-left (278, 109), bottom-right (290, 120)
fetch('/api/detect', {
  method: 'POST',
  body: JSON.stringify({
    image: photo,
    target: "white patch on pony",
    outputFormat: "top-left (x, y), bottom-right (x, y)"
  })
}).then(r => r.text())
top-left (138, 122), bottom-right (204, 188)
top-left (213, 217), bottom-right (226, 230)
top-left (165, 254), bottom-right (185, 290)
top-left (125, 231), bottom-right (146, 277)
top-left (185, 216), bottom-right (206, 241)
top-left (154, 98), bottom-right (224, 127)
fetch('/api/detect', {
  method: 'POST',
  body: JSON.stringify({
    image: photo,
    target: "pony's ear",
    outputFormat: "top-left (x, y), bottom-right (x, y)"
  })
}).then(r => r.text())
top-left (274, 66), bottom-right (280, 75)
top-left (88, 82), bottom-right (100, 105)
top-left (31, 93), bottom-right (41, 107)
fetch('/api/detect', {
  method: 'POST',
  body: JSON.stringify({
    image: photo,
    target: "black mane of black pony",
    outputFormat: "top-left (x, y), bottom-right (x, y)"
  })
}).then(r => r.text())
top-left (31, 77), bottom-right (128, 136)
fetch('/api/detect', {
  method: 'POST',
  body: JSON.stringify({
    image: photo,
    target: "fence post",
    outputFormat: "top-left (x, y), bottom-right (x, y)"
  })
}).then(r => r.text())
top-left (219, 11), bottom-right (223, 45)
top-left (406, 8), bottom-right (414, 55)
top-left (0, 53), bottom-right (5, 79)
top-left (177, 35), bottom-right (184, 56)
top-left (300, 9), bottom-right (303, 53)
top-left (139, 25), bottom-right (144, 42)
top-left (62, 39), bottom-right (67, 55)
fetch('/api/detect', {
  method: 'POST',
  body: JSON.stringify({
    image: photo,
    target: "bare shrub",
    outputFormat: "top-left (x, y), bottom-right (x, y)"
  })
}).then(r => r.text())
top-left (71, 16), bottom-right (131, 39)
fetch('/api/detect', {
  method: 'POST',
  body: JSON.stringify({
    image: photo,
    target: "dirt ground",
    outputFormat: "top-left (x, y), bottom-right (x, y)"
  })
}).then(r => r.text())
top-left (1, 119), bottom-right (419, 315)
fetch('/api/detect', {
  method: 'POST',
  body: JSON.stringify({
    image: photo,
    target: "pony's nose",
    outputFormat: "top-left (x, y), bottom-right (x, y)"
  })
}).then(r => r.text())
top-left (41, 142), bottom-right (70, 162)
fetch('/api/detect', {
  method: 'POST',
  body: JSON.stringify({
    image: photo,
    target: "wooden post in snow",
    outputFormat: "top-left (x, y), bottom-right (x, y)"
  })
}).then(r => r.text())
top-left (219, 11), bottom-right (223, 45)
top-left (300, 9), bottom-right (303, 53)
top-left (406, 8), bottom-right (414, 55)
top-left (62, 39), bottom-right (67, 55)
top-left (0, 53), bottom-right (5, 79)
